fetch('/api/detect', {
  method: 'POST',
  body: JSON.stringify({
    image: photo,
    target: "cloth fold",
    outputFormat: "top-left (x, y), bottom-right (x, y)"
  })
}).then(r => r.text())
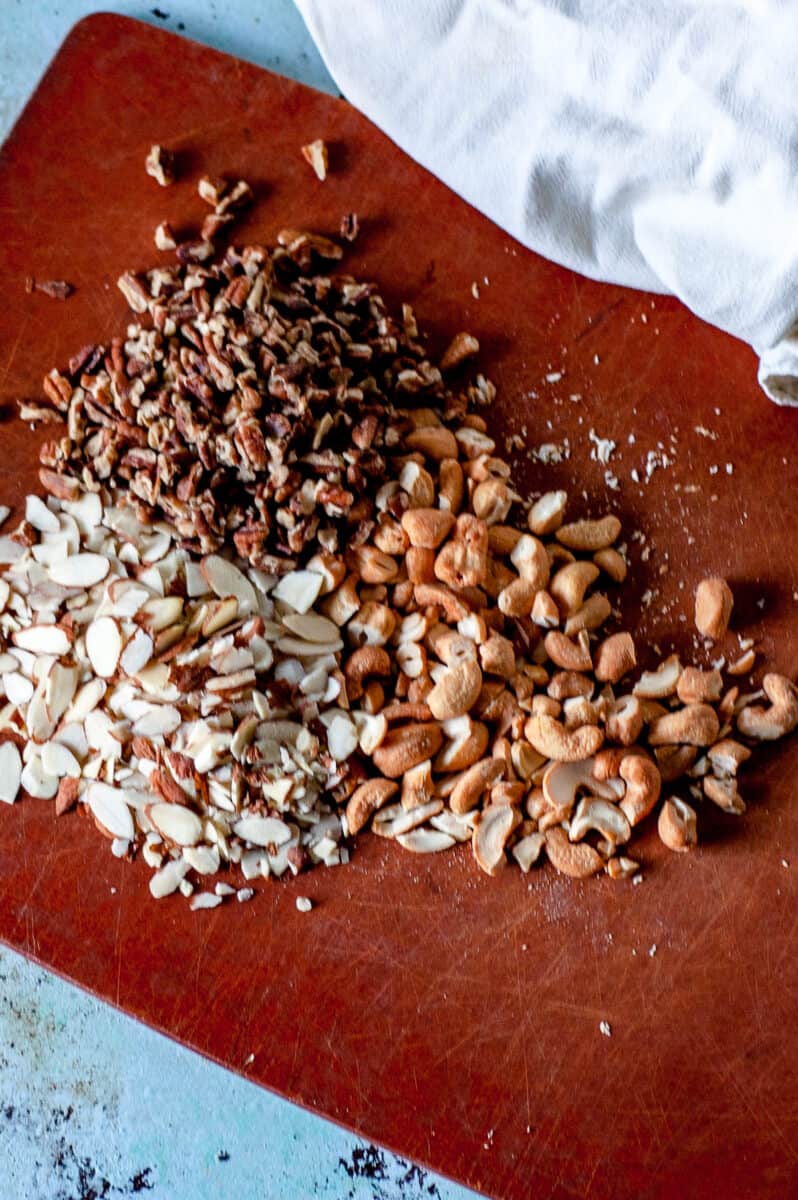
top-left (294, 0), bottom-right (798, 405)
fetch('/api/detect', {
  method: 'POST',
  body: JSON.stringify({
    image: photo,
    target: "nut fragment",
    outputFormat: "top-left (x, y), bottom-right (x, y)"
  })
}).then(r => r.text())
top-left (736, 674), bottom-right (798, 740)
top-left (694, 577), bottom-right (733, 640)
top-left (472, 804), bottom-right (520, 876)
top-left (301, 138), bottom-right (329, 180)
top-left (346, 778), bottom-right (398, 834)
top-left (145, 144), bottom-right (175, 186)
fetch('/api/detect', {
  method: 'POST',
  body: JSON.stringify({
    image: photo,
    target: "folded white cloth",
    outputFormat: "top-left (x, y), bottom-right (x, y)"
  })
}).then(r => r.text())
top-left (295, 0), bottom-right (798, 405)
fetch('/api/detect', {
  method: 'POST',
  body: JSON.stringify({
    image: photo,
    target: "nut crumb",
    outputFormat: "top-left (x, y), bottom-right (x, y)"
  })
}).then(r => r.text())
top-left (599, 1020), bottom-right (612, 1038)
top-left (145, 144), bottom-right (175, 187)
top-left (301, 138), bottom-right (329, 181)
top-left (296, 895), bottom-right (313, 913)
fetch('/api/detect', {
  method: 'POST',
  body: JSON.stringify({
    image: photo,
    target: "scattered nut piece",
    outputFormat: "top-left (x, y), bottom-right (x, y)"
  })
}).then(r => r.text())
top-left (301, 138), bottom-right (329, 180)
top-left (145, 144), bottom-right (175, 186)
top-left (695, 577), bottom-right (734, 640)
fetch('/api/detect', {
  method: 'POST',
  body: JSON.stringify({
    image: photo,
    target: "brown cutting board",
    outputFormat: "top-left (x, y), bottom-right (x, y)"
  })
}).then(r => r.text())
top-left (1, 15), bottom-right (797, 1199)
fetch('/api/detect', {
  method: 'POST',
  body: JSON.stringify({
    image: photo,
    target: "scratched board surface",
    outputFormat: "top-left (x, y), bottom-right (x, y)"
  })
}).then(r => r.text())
top-left (0, 16), bottom-right (797, 1200)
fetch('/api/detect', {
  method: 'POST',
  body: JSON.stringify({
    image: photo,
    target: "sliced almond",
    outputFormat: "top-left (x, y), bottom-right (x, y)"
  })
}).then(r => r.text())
top-left (272, 570), bottom-right (323, 614)
top-left (0, 741), bottom-right (22, 803)
top-left (48, 553), bottom-right (110, 589)
top-left (147, 802), bottom-right (203, 846)
top-left (86, 616), bottom-right (122, 678)
top-left (232, 814), bottom-right (292, 848)
top-left (86, 781), bottom-right (135, 840)
top-left (120, 627), bottom-right (154, 676)
top-left (13, 624), bottom-right (70, 656)
top-left (201, 555), bottom-right (257, 611)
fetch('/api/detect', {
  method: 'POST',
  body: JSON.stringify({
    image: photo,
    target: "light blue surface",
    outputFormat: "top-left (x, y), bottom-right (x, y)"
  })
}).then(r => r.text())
top-left (0, 4), bottom-right (479, 1198)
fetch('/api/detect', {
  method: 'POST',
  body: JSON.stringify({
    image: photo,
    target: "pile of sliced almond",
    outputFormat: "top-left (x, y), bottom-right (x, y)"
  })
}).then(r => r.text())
top-left (5, 178), bottom-right (797, 901)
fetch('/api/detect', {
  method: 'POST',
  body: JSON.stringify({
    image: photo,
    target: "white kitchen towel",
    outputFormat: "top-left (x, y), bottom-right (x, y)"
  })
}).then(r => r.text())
top-left (294, 0), bottom-right (798, 406)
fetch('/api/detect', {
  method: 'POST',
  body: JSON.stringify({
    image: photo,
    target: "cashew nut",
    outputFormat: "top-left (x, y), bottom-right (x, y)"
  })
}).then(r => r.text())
top-left (544, 630), bottom-right (592, 672)
top-left (563, 593), bottom-right (612, 637)
top-left (544, 826), bottom-right (604, 877)
top-left (570, 797), bottom-right (631, 845)
top-left (657, 797), bottom-right (697, 852)
top-left (528, 490), bottom-right (567, 536)
top-left (401, 507), bottom-right (455, 549)
top-left (549, 561), bottom-right (599, 617)
top-left (556, 515), bottom-right (621, 552)
top-left (634, 654), bottom-right (682, 699)
top-left (512, 831), bottom-right (546, 871)
top-left (736, 673), bottom-right (798, 740)
top-left (605, 694), bottom-right (644, 746)
top-left (346, 778), bottom-right (399, 834)
top-left (450, 757), bottom-right (505, 814)
top-left (594, 632), bottom-right (636, 684)
top-left (343, 645), bottom-right (391, 701)
top-left (510, 534), bottom-right (550, 590)
top-left (677, 666), bottom-right (723, 705)
top-left (525, 714), bottom-right (604, 762)
top-left (694, 576), bottom-right (733, 640)
top-left (707, 738), bottom-right (751, 776)
top-left (653, 744), bottom-right (699, 782)
top-left (434, 715), bottom-right (490, 772)
top-left (372, 722), bottom-right (444, 777)
top-left (547, 670), bottom-right (594, 700)
top-left (472, 803), bottom-right (521, 876)
top-left (648, 703), bottom-right (720, 746)
top-left (618, 754), bottom-right (661, 826)
top-left (703, 774), bottom-right (745, 814)
top-left (427, 658), bottom-right (483, 720)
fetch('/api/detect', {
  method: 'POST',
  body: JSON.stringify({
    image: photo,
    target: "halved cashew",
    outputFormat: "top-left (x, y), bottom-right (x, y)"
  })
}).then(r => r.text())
top-left (498, 577), bottom-right (536, 618)
top-left (525, 714), bottom-right (604, 762)
top-left (564, 593), bottom-right (612, 637)
top-left (695, 576), bottom-right (733, 640)
top-left (544, 630), bottom-right (592, 672)
top-left (657, 797), bottom-right (697, 852)
top-left (736, 673), bottom-right (798, 740)
top-left (343, 645), bottom-right (391, 701)
top-left (346, 778), bottom-right (398, 834)
top-left (479, 633), bottom-right (516, 679)
top-left (451, 757), bottom-right (506, 814)
top-left (570, 797), bottom-right (631, 846)
top-left (648, 703), bottom-right (719, 746)
top-left (400, 759), bottom-right (435, 810)
top-left (654, 744), bottom-right (699, 782)
top-left (544, 826), bottom-right (604, 877)
top-left (703, 775), bottom-right (745, 814)
top-left (373, 798), bottom-right (443, 839)
top-left (401, 507), bottom-right (455, 549)
top-left (348, 545), bottom-right (399, 584)
top-left (348, 601), bottom-right (397, 647)
top-left (427, 658), bottom-right (483, 720)
top-left (707, 738), bottom-right (751, 776)
top-left (510, 739), bottom-right (546, 781)
top-left (320, 574), bottom-right (360, 626)
top-left (634, 654), bottom-right (682, 699)
top-left (593, 547), bottom-right (627, 583)
top-left (434, 715), bottom-right (490, 772)
top-left (406, 546), bottom-right (436, 584)
top-left (434, 514), bottom-right (489, 588)
top-left (353, 710), bottom-right (388, 755)
top-left (414, 583), bottom-right (471, 623)
top-left (473, 478), bottom-right (513, 525)
top-left (542, 759), bottom-right (619, 820)
top-left (556, 515), bottom-right (621, 551)
top-left (549, 561), bottom-right (599, 617)
top-left (548, 671), bottom-right (594, 700)
top-left (472, 804), bottom-right (521, 876)
top-left (512, 831), bottom-right (546, 871)
top-left (438, 458), bottom-right (464, 513)
top-left (510, 535), bottom-right (550, 590)
top-left (562, 696), bottom-right (603, 729)
top-left (531, 590), bottom-right (559, 628)
top-left (434, 631), bottom-right (478, 666)
top-left (677, 666), bottom-right (723, 705)
top-left (605, 694), bottom-right (644, 745)
top-left (528, 490), bottom-right (567, 536)
top-left (618, 755), bottom-right (661, 826)
top-left (372, 723), bottom-right (444, 777)
top-left (594, 632), bottom-right (636, 684)
top-left (606, 855), bottom-right (639, 880)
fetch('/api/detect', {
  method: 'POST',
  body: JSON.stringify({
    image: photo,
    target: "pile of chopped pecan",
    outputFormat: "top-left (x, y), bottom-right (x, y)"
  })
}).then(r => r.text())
top-left (2, 171), bottom-right (795, 902)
